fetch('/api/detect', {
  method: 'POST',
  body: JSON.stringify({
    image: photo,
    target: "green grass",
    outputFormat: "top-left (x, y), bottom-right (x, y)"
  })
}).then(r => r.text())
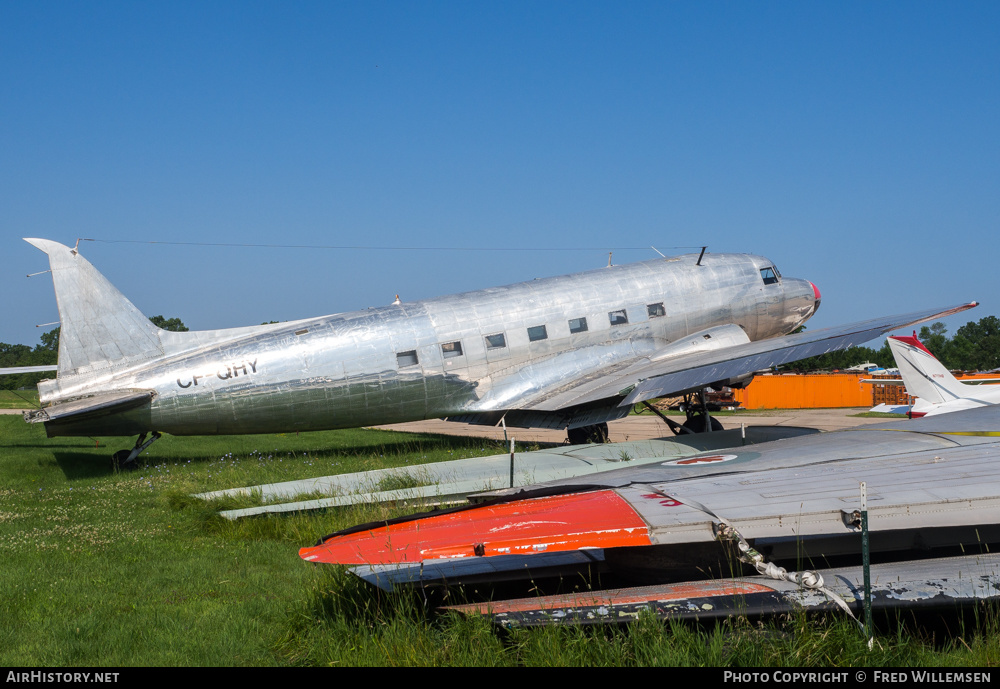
top-left (0, 415), bottom-right (997, 666)
top-left (0, 389), bottom-right (39, 408)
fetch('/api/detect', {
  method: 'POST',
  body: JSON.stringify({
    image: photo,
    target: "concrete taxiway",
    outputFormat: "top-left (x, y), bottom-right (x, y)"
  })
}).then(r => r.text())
top-left (375, 408), bottom-right (896, 443)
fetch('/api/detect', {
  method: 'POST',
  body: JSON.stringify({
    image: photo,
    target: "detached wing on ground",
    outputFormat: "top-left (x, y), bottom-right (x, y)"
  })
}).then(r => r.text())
top-left (301, 404), bottom-right (1000, 569)
top-left (442, 554), bottom-right (1000, 626)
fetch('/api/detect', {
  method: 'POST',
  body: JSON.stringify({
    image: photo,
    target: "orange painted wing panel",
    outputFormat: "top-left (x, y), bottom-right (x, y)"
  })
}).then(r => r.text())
top-left (300, 489), bottom-right (651, 565)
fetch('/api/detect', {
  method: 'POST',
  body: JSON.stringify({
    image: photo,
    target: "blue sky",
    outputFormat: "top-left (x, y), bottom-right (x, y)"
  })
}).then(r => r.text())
top-left (2, 2), bottom-right (997, 348)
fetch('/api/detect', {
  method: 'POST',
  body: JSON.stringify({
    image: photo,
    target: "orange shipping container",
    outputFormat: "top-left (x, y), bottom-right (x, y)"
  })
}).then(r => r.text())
top-left (732, 373), bottom-right (872, 409)
top-left (731, 372), bottom-right (1000, 409)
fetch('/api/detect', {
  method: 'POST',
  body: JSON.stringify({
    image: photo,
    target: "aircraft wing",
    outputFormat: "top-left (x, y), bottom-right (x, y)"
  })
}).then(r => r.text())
top-left (519, 302), bottom-right (977, 412)
top-left (440, 553), bottom-right (1000, 626)
top-left (300, 404), bottom-right (1000, 568)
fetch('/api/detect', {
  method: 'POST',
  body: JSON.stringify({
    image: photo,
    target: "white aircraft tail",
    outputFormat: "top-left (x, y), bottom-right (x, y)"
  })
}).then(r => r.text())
top-left (887, 332), bottom-right (970, 406)
top-left (25, 238), bottom-right (166, 377)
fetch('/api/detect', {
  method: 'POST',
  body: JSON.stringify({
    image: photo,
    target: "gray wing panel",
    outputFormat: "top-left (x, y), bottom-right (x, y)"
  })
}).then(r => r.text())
top-left (476, 404), bottom-right (1000, 499)
top-left (625, 440), bottom-right (1000, 546)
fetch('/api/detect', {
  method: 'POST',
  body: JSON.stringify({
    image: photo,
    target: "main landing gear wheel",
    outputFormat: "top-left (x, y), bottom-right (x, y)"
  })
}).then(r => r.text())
top-left (681, 414), bottom-right (724, 434)
top-left (659, 389), bottom-right (723, 435)
top-left (111, 431), bottom-right (162, 471)
top-left (566, 422), bottom-right (610, 445)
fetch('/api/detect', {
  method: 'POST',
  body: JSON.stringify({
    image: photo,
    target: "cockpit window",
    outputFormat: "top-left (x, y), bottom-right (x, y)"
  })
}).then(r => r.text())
top-left (760, 267), bottom-right (779, 285)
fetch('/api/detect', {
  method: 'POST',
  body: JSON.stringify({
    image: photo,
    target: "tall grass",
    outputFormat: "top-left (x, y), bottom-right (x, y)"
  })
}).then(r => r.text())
top-left (0, 416), bottom-right (997, 666)
top-left (0, 389), bottom-right (39, 408)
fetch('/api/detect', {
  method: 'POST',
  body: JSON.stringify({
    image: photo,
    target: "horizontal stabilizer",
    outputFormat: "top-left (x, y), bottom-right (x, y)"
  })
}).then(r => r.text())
top-left (24, 389), bottom-right (155, 426)
top-left (0, 365), bottom-right (58, 375)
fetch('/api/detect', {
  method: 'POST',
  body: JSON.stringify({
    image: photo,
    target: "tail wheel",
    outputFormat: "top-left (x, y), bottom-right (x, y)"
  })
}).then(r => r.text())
top-left (111, 450), bottom-right (138, 471)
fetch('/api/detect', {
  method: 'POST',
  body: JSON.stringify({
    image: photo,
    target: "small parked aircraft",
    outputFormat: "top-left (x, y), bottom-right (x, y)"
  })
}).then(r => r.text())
top-left (865, 332), bottom-right (1000, 417)
top-left (17, 238), bottom-right (974, 467)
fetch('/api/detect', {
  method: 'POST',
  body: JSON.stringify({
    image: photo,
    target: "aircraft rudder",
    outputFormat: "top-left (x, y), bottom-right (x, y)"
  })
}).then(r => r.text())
top-left (887, 334), bottom-right (968, 405)
top-left (24, 238), bottom-right (164, 377)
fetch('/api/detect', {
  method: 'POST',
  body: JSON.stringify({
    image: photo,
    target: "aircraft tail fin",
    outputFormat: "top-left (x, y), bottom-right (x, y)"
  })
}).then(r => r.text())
top-left (888, 332), bottom-right (969, 405)
top-left (24, 239), bottom-right (165, 377)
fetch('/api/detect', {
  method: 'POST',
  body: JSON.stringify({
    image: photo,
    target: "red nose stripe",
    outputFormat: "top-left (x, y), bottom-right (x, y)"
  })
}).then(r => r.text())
top-left (810, 281), bottom-right (821, 302)
top-left (299, 490), bottom-right (652, 565)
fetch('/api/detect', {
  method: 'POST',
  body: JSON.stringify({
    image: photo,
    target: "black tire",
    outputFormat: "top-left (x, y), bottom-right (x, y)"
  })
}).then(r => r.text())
top-left (681, 414), bottom-right (723, 434)
top-left (111, 449), bottom-right (138, 471)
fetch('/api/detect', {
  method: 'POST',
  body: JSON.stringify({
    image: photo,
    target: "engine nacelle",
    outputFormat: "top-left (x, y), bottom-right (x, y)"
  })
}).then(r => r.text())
top-left (711, 372), bottom-right (755, 391)
top-left (649, 323), bottom-right (751, 362)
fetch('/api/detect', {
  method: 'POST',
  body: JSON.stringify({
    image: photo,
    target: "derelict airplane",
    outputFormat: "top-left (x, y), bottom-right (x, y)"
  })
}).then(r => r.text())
top-left (301, 404), bottom-right (1000, 625)
top-left (864, 332), bottom-right (1000, 417)
top-left (16, 238), bottom-right (974, 467)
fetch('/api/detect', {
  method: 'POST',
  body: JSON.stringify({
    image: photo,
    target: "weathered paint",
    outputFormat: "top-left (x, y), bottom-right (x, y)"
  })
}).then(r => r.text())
top-left (442, 553), bottom-right (1000, 627)
top-left (299, 489), bottom-right (652, 565)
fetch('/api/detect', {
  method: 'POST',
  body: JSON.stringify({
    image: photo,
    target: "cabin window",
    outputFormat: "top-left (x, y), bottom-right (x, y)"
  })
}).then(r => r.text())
top-left (568, 317), bottom-right (588, 334)
top-left (527, 325), bottom-right (548, 342)
top-left (760, 267), bottom-right (779, 285)
top-left (441, 341), bottom-right (463, 358)
top-left (485, 333), bottom-right (506, 349)
top-left (609, 309), bottom-right (628, 326)
top-left (647, 303), bottom-right (666, 318)
top-left (396, 350), bottom-right (419, 367)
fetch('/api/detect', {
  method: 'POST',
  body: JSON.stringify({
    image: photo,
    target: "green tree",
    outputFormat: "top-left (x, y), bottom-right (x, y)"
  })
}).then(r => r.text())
top-left (952, 316), bottom-right (1000, 371)
top-left (38, 327), bottom-right (59, 352)
top-left (148, 315), bottom-right (189, 332)
top-left (0, 334), bottom-right (56, 390)
top-left (1, 318), bottom-right (187, 390)
top-left (782, 345), bottom-right (892, 372)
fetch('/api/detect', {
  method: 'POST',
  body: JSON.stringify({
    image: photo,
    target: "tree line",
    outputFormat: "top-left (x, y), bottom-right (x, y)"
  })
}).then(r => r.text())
top-left (0, 316), bottom-right (188, 390)
top-left (784, 316), bottom-right (1000, 373)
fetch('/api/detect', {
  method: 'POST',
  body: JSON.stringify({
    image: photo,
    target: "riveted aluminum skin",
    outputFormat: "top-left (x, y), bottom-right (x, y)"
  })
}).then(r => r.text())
top-left (26, 240), bottom-right (822, 437)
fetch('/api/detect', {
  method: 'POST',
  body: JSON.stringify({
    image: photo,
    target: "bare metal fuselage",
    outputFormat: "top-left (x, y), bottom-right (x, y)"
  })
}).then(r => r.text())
top-left (36, 253), bottom-right (817, 437)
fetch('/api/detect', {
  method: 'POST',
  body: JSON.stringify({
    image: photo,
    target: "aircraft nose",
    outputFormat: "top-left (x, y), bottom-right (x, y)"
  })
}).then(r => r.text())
top-left (810, 282), bottom-right (821, 313)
